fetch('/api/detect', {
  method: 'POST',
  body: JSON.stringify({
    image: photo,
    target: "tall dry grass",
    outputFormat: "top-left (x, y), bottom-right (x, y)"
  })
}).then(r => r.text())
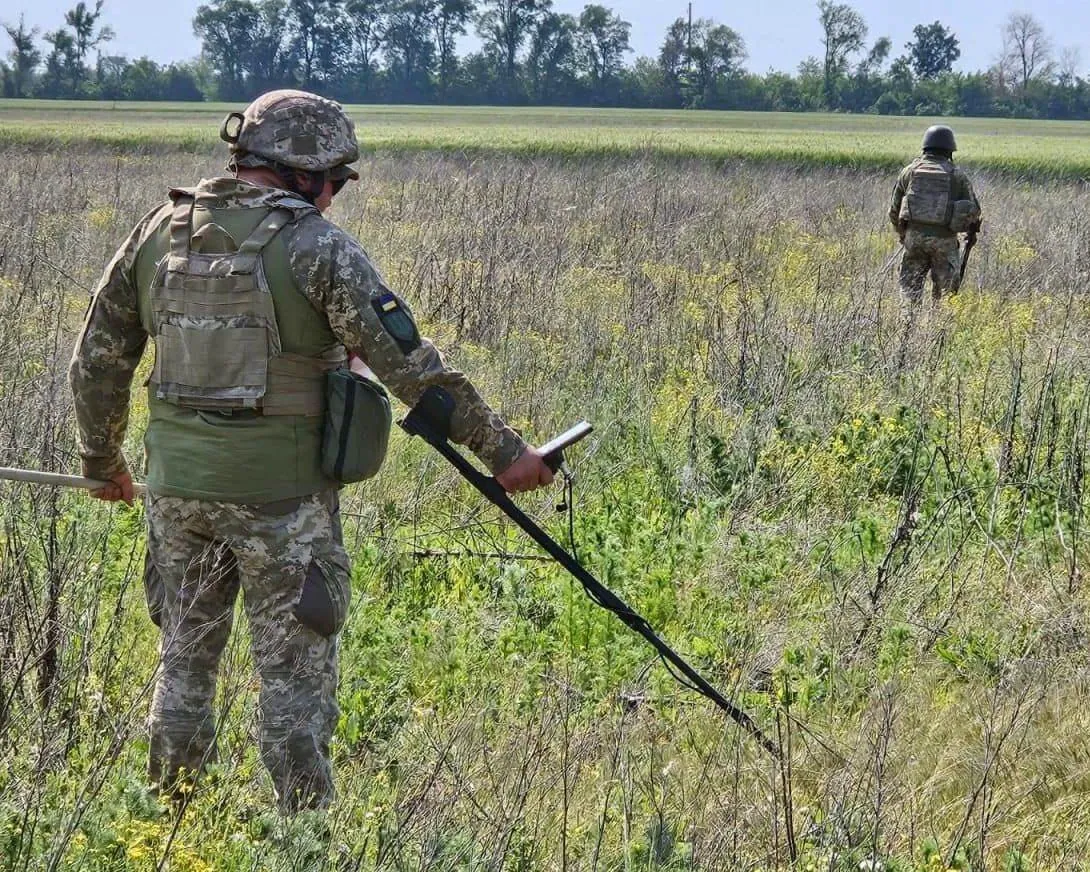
top-left (1, 147), bottom-right (1090, 870)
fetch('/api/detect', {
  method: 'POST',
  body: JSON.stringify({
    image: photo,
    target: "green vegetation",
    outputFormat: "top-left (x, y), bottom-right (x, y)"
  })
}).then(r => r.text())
top-left (5, 0), bottom-right (1088, 123)
top-left (4, 140), bottom-right (1090, 869)
top-left (5, 101), bottom-right (1090, 178)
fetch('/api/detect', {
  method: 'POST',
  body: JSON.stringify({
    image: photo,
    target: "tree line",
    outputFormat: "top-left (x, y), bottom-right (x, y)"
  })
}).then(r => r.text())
top-left (3, 0), bottom-right (1090, 120)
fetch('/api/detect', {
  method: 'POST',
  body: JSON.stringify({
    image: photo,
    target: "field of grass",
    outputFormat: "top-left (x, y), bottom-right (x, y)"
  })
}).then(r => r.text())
top-left (3, 100), bottom-right (1090, 178)
top-left (3, 117), bottom-right (1090, 870)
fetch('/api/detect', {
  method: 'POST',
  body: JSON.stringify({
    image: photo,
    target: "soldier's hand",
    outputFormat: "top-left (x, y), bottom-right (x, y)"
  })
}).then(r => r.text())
top-left (496, 447), bottom-right (555, 494)
top-left (91, 471), bottom-right (135, 505)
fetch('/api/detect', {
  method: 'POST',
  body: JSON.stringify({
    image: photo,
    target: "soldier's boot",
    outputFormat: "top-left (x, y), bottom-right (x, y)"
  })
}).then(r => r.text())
top-left (148, 711), bottom-right (217, 805)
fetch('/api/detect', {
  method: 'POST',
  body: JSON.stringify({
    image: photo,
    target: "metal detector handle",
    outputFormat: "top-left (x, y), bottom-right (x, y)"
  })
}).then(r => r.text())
top-left (539, 421), bottom-right (593, 472)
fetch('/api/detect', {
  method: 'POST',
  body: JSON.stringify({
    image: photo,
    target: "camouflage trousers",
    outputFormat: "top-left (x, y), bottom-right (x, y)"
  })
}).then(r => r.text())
top-left (899, 229), bottom-right (962, 306)
top-left (143, 490), bottom-right (351, 813)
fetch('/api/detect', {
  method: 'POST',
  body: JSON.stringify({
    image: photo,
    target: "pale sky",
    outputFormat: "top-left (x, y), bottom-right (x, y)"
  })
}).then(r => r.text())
top-left (4, 0), bottom-right (1087, 79)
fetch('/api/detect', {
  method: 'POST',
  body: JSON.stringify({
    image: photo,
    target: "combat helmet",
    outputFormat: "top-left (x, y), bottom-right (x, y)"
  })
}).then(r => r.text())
top-left (221, 89), bottom-right (359, 181)
top-left (921, 124), bottom-right (957, 154)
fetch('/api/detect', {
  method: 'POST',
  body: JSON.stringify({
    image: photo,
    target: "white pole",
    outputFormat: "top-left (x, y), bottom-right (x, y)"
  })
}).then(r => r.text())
top-left (0, 467), bottom-right (146, 497)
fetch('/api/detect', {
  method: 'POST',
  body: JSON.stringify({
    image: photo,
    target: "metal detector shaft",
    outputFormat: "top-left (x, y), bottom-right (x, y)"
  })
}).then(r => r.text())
top-left (401, 393), bottom-right (778, 758)
top-left (0, 467), bottom-right (146, 497)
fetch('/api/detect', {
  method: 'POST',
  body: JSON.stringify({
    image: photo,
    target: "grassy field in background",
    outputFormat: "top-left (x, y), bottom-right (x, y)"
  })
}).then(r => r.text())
top-left (3, 99), bottom-right (1090, 177)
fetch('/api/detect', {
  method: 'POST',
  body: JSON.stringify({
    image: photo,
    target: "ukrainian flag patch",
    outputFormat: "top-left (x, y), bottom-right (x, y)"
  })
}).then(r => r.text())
top-left (379, 293), bottom-right (399, 312)
top-left (372, 291), bottom-right (421, 354)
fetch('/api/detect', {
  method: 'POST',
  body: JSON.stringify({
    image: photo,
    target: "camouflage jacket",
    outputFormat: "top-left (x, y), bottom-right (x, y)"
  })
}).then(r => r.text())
top-left (69, 177), bottom-right (525, 486)
top-left (888, 156), bottom-right (981, 237)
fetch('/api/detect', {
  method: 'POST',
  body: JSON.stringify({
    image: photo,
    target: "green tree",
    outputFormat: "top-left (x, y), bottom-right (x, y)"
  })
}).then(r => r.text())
top-left (841, 36), bottom-right (889, 111)
top-left (657, 17), bottom-right (745, 108)
top-left (161, 61), bottom-right (206, 100)
top-left (384, 0), bottom-right (436, 101)
top-left (576, 3), bottom-right (629, 99)
top-left (194, 0), bottom-right (262, 98)
top-left (3, 16), bottom-right (41, 97)
top-left (526, 10), bottom-right (577, 103)
top-left (41, 28), bottom-right (80, 96)
top-left (670, 18), bottom-right (746, 108)
top-left (64, 1), bottom-right (114, 82)
top-left (434, 0), bottom-right (474, 101)
top-left (249, 0), bottom-right (293, 91)
top-left (286, 0), bottom-right (347, 88)
top-left (817, 0), bottom-right (866, 107)
top-left (656, 17), bottom-right (686, 104)
top-left (856, 36), bottom-right (890, 76)
top-left (690, 21), bottom-right (746, 106)
top-left (194, 0), bottom-right (291, 98)
top-left (475, 0), bottom-right (550, 100)
top-left (906, 21), bottom-right (959, 80)
top-left (344, 0), bottom-right (387, 99)
top-left (619, 55), bottom-right (673, 107)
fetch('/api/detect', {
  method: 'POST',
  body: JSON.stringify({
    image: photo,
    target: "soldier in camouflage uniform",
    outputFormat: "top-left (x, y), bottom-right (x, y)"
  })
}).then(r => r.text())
top-left (890, 124), bottom-right (982, 311)
top-left (69, 90), bottom-right (554, 813)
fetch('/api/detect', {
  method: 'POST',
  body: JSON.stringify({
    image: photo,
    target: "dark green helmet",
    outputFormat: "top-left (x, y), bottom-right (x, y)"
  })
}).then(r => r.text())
top-left (922, 124), bottom-right (957, 153)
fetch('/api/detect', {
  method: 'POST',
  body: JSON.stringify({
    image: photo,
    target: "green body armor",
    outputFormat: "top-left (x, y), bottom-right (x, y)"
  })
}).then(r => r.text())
top-left (149, 192), bottom-right (344, 415)
top-left (136, 184), bottom-right (353, 503)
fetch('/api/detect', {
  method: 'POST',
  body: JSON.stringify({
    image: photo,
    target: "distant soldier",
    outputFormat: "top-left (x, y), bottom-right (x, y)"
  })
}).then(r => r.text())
top-left (69, 90), bottom-right (555, 813)
top-left (889, 124), bottom-right (982, 320)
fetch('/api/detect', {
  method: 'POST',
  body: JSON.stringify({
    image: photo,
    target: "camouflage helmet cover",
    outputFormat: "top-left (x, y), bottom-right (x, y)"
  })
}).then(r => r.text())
top-left (921, 124), bottom-right (957, 153)
top-left (221, 89), bottom-right (360, 179)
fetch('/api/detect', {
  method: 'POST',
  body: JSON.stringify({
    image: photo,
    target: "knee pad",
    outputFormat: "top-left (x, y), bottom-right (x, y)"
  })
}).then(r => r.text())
top-left (293, 559), bottom-right (350, 637)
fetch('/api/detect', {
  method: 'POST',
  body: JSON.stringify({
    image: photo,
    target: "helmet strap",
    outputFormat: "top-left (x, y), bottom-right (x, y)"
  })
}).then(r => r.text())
top-left (270, 163), bottom-right (326, 205)
top-left (306, 170), bottom-right (328, 203)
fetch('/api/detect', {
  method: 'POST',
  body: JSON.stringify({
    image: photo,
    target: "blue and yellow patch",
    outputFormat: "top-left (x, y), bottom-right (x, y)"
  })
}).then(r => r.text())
top-left (372, 292), bottom-right (421, 354)
top-left (378, 293), bottom-right (399, 313)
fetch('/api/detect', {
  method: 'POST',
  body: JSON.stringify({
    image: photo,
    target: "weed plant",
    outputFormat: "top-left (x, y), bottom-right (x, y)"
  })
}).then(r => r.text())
top-left (1, 147), bottom-right (1090, 869)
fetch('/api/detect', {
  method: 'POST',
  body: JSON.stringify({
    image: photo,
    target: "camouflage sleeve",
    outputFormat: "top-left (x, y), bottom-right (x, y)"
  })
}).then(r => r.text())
top-left (285, 217), bottom-right (526, 475)
top-left (956, 170), bottom-right (981, 218)
top-left (889, 168), bottom-right (909, 228)
top-left (68, 216), bottom-right (153, 481)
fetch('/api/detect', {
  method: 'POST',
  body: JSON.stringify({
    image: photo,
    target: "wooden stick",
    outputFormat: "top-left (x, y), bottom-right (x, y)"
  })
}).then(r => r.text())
top-left (0, 467), bottom-right (146, 497)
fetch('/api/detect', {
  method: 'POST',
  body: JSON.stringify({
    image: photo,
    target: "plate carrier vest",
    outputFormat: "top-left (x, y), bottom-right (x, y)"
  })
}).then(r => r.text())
top-left (148, 192), bottom-right (346, 416)
top-left (899, 158), bottom-right (954, 228)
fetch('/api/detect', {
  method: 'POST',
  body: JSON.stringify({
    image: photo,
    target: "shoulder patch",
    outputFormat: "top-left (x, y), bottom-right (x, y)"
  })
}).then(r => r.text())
top-left (372, 292), bottom-right (421, 354)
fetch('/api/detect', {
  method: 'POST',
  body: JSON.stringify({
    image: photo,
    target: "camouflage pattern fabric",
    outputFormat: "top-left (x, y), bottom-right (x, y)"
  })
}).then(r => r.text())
top-left (70, 173), bottom-right (529, 811)
top-left (224, 89), bottom-right (360, 178)
top-left (889, 157), bottom-right (980, 240)
top-left (144, 490), bottom-right (348, 813)
top-left (69, 176), bottom-right (526, 488)
top-left (898, 229), bottom-right (962, 305)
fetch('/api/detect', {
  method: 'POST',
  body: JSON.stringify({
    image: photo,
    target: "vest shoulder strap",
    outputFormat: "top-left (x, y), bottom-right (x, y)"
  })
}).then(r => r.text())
top-left (168, 195), bottom-right (195, 262)
top-left (232, 209), bottom-right (293, 274)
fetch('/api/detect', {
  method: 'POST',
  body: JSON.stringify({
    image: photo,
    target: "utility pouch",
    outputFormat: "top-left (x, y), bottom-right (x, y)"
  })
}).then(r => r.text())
top-left (949, 199), bottom-right (981, 233)
top-left (321, 368), bottom-right (392, 484)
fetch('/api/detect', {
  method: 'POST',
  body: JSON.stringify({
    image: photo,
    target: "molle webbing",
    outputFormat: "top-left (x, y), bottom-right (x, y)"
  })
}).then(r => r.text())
top-left (900, 160), bottom-right (954, 227)
top-left (150, 196), bottom-right (344, 416)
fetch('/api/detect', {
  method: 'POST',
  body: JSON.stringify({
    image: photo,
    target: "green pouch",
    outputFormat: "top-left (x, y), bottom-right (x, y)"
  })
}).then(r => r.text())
top-left (949, 199), bottom-right (981, 233)
top-left (322, 368), bottom-right (392, 484)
